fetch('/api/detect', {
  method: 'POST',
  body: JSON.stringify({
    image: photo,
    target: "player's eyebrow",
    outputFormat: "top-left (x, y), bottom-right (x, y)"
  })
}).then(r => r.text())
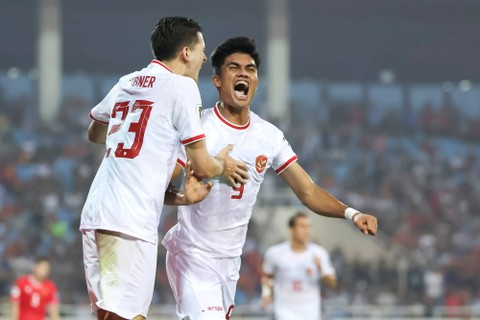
top-left (227, 62), bottom-right (241, 68)
top-left (227, 62), bottom-right (257, 69)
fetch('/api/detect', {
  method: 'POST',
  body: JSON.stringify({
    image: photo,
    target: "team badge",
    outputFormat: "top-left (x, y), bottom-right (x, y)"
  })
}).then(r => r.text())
top-left (255, 155), bottom-right (267, 173)
top-left (197, 104), bottom-right (203, 119)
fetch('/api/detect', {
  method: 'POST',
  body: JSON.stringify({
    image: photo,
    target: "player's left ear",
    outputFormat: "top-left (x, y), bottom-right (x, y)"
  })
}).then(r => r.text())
top-left (180, 47), bottom-right (190, 62)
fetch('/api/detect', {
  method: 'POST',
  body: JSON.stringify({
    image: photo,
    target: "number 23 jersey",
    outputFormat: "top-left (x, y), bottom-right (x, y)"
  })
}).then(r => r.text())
top-left (162, 103), bottom-right (297, 258)
top-left (80, 60), bottom-right (205, 243)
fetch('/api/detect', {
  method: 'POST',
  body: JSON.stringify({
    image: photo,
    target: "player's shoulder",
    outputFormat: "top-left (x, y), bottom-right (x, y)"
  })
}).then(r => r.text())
top-left (267, 241), bottom-right (290, 254)
top-left (200, 106), bottom-right (215, 121)
top-left (171, 74), bottom-right (198, 90)
top-left (15, 275), bottom-right (28, 285)
top-left (309, 243), bottom-right (329, 256)
top-left (250, 111), bottom-right (285, 136)
top-left (44, 279), bottom-right (58, 290)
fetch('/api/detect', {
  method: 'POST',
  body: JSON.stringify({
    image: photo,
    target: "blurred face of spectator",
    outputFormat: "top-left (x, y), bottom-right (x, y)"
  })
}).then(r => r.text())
top-left (33, 260), bottom-right (51, 281)
top-left (289, 216), bottom-right (311, 246)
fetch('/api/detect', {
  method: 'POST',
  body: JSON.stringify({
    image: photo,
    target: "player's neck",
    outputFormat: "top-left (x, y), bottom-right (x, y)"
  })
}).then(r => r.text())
top-left (29, 275), bottom-right (44, 285)
top-left (217, 101), bottom-right (250, 126)
top-left (290, 241), bottom-right (307, 252)
top-left (158, 59), bottom-right (186, 76)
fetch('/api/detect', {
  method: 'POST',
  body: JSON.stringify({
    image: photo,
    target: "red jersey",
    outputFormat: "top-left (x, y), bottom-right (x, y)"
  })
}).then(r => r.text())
top-left (10, 275), bottom-right (59, 320)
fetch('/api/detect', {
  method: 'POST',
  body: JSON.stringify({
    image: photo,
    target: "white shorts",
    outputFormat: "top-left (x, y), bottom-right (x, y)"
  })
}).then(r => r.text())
top-left (82, 229), bottom-right (157, 319)
top-left (166, 250), bottom-right (240, 320)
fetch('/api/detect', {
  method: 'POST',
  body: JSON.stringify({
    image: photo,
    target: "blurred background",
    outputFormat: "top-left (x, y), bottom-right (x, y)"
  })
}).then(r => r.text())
top-left (1, 0), bottom-right (480, 319)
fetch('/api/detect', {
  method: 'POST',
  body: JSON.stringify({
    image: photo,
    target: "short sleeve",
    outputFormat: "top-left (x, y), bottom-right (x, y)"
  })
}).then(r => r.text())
top-left (172, 78), bottom-right (205, 145)
top-left (262, 247), bottom-right (276, 276)
top-left (89, 83), bottom-right (120, 124)
top-left (9, 280), bottom-right (20, 302)
top-left (177, 145), bottom-right (187, 168)
top-left (48, 283), bottom-right (60, 305)
top-left (317, 248), bottom-right (336, 277)
top-left (272, 131), bottom-right (298, 174)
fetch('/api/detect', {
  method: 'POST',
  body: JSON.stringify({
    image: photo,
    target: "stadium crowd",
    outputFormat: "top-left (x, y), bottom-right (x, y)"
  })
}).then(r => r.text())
top-left (0, 79), bottom-right (480, 315)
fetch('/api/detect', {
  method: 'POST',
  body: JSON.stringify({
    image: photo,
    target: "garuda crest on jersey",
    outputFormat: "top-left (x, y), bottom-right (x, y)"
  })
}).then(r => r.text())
top-left (255, 155), bottom-right (267, 173)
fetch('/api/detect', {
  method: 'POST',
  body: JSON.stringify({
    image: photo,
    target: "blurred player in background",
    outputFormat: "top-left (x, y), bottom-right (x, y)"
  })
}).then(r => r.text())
top-left (10, 256), bottom-right (60, 320)
top-left (80, 17), bottom-right (248, 320)
top-left (162, 37), bottom-right (377, 320)
top-left (261, 212), bottom-right (337, 320)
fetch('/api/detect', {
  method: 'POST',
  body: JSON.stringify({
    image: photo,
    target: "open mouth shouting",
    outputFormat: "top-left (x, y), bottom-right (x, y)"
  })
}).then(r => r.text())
top-left (234, 79), bottom-right (249, 100)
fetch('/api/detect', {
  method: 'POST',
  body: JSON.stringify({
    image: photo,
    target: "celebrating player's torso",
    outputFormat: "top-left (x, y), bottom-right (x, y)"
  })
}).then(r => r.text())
top-left (10, 276), bottom-right (58, 320)
top-left (162, 103), bottom-right (297, 257)
top-left (81, 60), bottom-right (205, 243)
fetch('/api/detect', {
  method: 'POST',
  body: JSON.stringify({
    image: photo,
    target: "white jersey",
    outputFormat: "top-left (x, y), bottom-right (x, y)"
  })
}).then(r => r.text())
top-left (263, 242), bottom-right (336, 320)
top-left (80, 60), bottom-right (205, 243)
top-left (162, 103), bottom-right (297, 258)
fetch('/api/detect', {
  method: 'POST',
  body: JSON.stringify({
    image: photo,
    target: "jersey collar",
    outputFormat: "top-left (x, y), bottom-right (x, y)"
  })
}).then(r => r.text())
top-left (28, 275), bottom-right (43, 288)
top-left (214, 102), bottom-right (251, 130)
top-left (151, 59), bottom-right (173, 73)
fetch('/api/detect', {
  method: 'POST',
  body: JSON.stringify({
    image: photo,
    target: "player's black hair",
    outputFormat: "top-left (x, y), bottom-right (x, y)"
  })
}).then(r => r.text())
top-left (210, 37), bottom-right (261, 75)
top-left (288, 212), bottom-right (308, 228)
top-left (35, 256), bottom-right (50, 264)
top-left (150, 16), bottom-right (203, 61)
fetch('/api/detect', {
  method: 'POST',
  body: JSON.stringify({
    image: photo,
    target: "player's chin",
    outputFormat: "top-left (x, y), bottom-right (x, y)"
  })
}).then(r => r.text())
top-left (232, 97), bottom-right (251, 108)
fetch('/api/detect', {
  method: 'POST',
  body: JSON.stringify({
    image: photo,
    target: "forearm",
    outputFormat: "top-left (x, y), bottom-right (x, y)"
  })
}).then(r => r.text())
top-left (185, 141), bottom-right (224, 179)
top-left (11, 302), bottom-right (19, 320)
top-left (282, 163), bottom-right (349, 219)
top-left (193, 155), bottom-right (224, 179)
top-left (298, 185), bottom-right (348, 219)
top-left (261, 275), bottom-right (273, 297)
top-left (49, 304), bottom-right (60, 320)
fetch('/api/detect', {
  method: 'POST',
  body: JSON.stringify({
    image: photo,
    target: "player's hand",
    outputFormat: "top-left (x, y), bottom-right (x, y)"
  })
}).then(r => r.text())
top-left (353, 213), bottom-right (378, 236)
top-left (184, 161), bottom-right (213, 204)
top-left (216, 145), bottom-right (249, 187)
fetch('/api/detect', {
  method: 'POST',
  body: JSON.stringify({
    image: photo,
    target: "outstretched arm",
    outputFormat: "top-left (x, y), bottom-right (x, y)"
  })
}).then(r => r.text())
top-left (280, 162), bottom-right (378, 235)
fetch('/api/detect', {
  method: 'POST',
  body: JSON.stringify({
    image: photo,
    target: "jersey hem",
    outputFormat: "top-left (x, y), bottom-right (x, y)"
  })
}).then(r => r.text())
top-left (79, 226), bottom-right (157, 244)
top-left (89, 112), bottom-right (109, 125)
top-left (181, 134), bottom-right (206, 145)
top-left (177, 159), bottom-right (186, 168)
top-left (275, 155), bottom-right (298, 174)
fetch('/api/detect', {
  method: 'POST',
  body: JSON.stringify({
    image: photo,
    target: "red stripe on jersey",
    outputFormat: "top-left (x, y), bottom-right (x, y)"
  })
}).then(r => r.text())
top-left (89, 112), bottom-right (109, 125)
top-left (181, 134), bottom-right (206, 145)
top-left (177, 158), bottom-right (186, 168)
top-left (214, 104), bottom-right (251, 130)
top-left (275, 155), bottom-right (298, 174)
top-left (151, 60), bottom-right (173, 73)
